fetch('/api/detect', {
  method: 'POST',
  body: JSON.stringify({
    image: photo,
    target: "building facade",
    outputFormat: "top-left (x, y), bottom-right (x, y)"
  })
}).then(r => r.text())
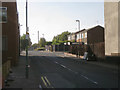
top-left (75, 25), bottom-right (104, 45)
top-left (104, 2), bottom-right (120, 56)
top-left (67, 33), bottom-right (76, 42)
top-left (87, 25), bottom-right (104, 44)
top-left (76, 29), bottom-right (86, 43)
top-left (1, 1), bottom-right (19, 87)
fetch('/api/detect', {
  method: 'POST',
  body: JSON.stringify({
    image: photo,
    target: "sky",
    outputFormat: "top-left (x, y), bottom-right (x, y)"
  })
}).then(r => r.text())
top-left (17, 0), bottom-right (104, 44)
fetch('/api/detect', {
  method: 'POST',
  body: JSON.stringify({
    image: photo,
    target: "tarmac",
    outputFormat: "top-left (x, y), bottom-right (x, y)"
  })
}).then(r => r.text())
top-left (2, 51), bottom-right (119, 90)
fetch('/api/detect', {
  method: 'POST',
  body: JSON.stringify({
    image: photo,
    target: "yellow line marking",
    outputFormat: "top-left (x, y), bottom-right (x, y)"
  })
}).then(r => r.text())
top-left (41, 77), bottom-right (48, 88)
top-left (44, 76), bottom-right (54, 88)
top-left (44, 76), bottom-right (51, 86)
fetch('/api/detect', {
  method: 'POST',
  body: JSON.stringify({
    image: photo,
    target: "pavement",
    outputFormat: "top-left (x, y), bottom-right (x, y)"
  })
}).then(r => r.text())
top-left (2, 51), bottom-right (119, 89)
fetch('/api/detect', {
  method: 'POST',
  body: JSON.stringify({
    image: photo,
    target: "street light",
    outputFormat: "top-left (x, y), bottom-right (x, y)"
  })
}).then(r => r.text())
top-left (76, 20), bottom-right (80, 42)
top-left (25, 0), bottom-right (29, 79)
top-left (19, 24), bottom-right (23, 56)
top-left (76, 20), bottom-right (80, 58)
top-left (64, 42), bottom-right (66, 57)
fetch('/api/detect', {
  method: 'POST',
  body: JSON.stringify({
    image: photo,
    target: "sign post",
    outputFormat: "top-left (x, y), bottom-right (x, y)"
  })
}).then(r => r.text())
top-left (26, 0), bottom-right (29, 79)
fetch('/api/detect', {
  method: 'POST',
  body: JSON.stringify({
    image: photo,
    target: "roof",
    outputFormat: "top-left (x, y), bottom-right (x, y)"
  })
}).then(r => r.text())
top-left (68, 25), bottom-right (104, 36)
top-left (75, 29), bottom-right (86, 34)
top-left (85, 25), bottom-right (104, 32)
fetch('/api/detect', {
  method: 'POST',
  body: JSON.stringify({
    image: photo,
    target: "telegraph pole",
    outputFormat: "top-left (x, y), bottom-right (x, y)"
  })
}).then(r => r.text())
top-left (76, 20), bottom-right (80, 58)
top-left (25, 0), bottom-right (29, 79)
top-left (38, 31), bottom-right (39, 44)
top-left (76, 20), bottom-right (80, 42)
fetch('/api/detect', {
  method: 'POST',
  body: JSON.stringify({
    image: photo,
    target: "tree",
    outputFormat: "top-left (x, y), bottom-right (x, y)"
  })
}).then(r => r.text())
top-left (52, 31), bottom-right (71, 45)
top-left (39, 38), bottom-right (46, 47)
top-left (20, 34), bottom-right (32, 50)
top-left (32, 43), bottom-right (38, 49)
top-left (45, 41), bottom-right (52, 45)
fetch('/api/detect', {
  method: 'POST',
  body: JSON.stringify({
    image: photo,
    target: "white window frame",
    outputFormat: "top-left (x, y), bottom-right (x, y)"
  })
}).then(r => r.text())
top-left (85, 32), bottom-right (87, 38)
top-left (0, 7), bottom-right (7, 23)
top-left (81, 33), bottom-right (84, 39)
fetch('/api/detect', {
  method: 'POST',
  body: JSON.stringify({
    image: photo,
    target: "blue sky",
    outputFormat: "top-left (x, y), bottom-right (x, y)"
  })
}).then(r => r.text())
top-left (17, 1), bottom-right (104, 44)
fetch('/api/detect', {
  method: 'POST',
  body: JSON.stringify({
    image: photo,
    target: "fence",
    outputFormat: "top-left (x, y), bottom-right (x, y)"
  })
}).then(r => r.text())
top-left (69, 42), bottom-right (105, 59)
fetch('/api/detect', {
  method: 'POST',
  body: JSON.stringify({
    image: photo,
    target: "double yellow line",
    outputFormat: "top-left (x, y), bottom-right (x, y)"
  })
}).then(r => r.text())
top-left (41, 76), bottom-right (54, 88)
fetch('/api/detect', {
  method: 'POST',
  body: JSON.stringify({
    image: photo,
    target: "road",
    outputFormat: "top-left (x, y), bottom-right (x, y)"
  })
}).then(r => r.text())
top-left (26, 51), bottom-right (119, 88)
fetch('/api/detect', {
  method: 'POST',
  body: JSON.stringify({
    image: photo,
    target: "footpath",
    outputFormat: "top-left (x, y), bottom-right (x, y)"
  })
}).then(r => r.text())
top-left (3, 53), bottom-right (40, 90)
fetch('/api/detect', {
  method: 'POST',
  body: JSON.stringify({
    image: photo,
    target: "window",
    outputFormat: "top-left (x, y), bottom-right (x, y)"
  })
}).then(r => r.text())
top-left (81, 33), bottom-right (84, 39)
top-left (85, 32), bottom-right (87, 38)
top-left (0, 7), bottom-right (7, 23)
top-left (68, 35), bottom-right (71, 41)
top-left (77, 34), bottom-right (79, 40)
top-left (80, 33), bottom-right (82, 39)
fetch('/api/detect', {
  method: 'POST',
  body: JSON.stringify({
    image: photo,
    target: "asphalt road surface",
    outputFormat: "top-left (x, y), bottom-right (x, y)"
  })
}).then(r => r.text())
top-left (27, 51), bottom-right (118, 88)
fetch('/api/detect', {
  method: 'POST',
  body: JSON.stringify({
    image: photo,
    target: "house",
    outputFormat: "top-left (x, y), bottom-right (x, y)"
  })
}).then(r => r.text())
top-left (87, 25), bottom-right (104, 44)
top-left (1, 1), bottom-right (20, 87)
top-left (67, 33), bottom-right (76, 42)
top-left (75, 29), bottom-right (86, 44)
top-left (75, 25), bottom-right (104, 45)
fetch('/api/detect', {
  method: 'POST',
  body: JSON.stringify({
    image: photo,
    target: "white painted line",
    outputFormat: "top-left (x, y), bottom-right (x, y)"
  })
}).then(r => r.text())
top-left (74, 72), bottom-right (78, 74)
top-left (60, 64), bottom-right (67, 68)
top-left (67, 68), bottom-right (72, 71)
top-left (53, 60), bottom-right (98, 85)
top-left (80, 75), bottom-right (98, 84)
top-left (54, 61), bottom-right (58, 64)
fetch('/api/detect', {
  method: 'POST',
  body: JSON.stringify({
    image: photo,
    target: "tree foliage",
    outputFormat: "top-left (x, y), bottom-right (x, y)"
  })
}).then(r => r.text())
top-left (20, 34), bottom-right (32, 50)
top-left (45, 41), bottom-right (52, 45)
top-left (39, 38), bottom-right (46, 47)
top-left (52, 31), bottom-right (71, 45)
top-left (32, 43), bottom-right (38, 49)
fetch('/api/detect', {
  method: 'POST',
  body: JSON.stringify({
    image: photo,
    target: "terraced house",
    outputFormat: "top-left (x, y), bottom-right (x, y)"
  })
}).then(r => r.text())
top-left (1, 1), bottom-right (20, 87)
top-left (68, 25), bottom-right (104, 45)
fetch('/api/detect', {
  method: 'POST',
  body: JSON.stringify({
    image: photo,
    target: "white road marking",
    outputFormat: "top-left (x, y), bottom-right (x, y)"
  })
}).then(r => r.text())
top-left (60, 64), bottom-right (66, 68)
top-left (80, 75), bottom-right (98, 84)
top-left (54, 61), bottom-right (58, 64)
top-left (53, 61), bottom-right (98, 85)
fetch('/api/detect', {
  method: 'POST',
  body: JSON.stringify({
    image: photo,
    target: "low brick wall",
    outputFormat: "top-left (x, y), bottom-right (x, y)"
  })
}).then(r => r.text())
top-left (69, 42), bottom-right (105, 59)
top-left (2, 60), bottom-right (11, 87)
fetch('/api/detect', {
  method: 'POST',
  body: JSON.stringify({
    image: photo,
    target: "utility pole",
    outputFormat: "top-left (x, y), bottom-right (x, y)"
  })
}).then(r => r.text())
top-left (38, 31), bottom-right (39, 44)
top-left (76, 20), bottom-right (80, 43)
top-left (25, 0), bottom-right (29, 79)
top-left (76, 20), bottom-right (80, 58)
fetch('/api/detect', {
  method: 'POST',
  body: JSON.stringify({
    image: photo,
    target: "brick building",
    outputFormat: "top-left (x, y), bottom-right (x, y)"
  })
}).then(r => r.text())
top-left (69, 25), bottom-right (104, 45)
top-left (1, 1), bottom-right (19, 87)
top-left (87, 25), bottom-right (104, 44)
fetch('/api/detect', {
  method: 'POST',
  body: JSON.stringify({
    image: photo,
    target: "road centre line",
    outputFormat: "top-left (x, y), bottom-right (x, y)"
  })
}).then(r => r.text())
top-left (60, 64), bottom-right (66, 68)
top-left (54, 61), bottom-right (58, 64)
top-left (54, 61), bottom-right (98, 85)
top-left (80, 75), bottom-right (98, 84)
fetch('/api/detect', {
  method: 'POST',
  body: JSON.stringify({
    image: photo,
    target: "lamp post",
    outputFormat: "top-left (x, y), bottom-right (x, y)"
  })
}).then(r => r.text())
top-left (76, 20), bottom-right (80, 43)
top-left (19, 24), bottom-right (23, 56)
top-left (76, 20), bottom-right (80, 58)
top-left (64, 42), bottom-right (66, 57)
top-left (25, 0), bottom-right (29, 79)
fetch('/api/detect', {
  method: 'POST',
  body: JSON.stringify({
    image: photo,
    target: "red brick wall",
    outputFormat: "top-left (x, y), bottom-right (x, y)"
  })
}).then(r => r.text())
top-left (87, 26), bottom-right (104, 44)
top-left (2, 2), bottom-right (19, 66)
